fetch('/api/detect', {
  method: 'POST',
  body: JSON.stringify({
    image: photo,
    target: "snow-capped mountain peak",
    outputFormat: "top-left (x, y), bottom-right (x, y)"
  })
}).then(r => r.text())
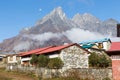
top-left (36, 7), bottom-right (67, 25)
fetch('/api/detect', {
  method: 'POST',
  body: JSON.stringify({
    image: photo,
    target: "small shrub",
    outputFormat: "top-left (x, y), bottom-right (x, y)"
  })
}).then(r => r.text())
top-left (37, 55), bottom-right (49, 67)
top-left (98, 54), bottom-right (111, 68)
top-left (48, 58), bottom-right (63, 69)
top-left (30, 54), bottom-right (38, 66)
top-left (89, 52), bottom-right (99, 67)
top-left (89, 52), bottom-right (111, 68)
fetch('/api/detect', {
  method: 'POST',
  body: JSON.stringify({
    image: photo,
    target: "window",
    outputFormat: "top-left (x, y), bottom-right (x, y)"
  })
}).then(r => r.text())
top-left (0, 58), bottom-right (2, 61)
top-left (16, 57), bottom-right (20, 61)
top-left (9, 56), bottom-right (13, 61)
top-left (98, 43), bottom-right (103, 49)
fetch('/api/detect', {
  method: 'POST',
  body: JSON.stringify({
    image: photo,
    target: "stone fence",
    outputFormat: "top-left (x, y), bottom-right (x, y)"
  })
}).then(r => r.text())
top-left (70, 68), bottom-right (113, 80)
top-left (6, 65), bottom-right (113, 80)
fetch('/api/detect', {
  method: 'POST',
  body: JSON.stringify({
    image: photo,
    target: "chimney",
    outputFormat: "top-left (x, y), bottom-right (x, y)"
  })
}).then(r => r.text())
top-left (117, 24), bottom-right (120, 37)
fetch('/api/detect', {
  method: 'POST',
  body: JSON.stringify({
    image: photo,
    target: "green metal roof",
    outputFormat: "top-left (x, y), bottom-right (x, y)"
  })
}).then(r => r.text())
top-left (81, 44), bottom-right (95, 49)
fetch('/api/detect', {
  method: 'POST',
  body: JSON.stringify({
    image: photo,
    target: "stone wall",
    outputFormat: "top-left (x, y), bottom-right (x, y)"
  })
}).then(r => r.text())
top-left (6, 66), bottom-right (113, 80)
top-left (60, 45), bottom-right (89, 71)
top-left (76, 68), bottom-right (113, 80)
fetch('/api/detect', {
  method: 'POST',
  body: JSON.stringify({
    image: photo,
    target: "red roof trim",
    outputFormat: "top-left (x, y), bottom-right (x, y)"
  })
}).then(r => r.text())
top-left (36, 43), bottom-right (75, 55)
top-left (36, 43), bottom-right (89, 55)
top-left (108, 42), bottom-right (120, 52)
top-left (20, 43), bottom-right (89, 57)
top-left (20, 46), bottom-right (54, 56)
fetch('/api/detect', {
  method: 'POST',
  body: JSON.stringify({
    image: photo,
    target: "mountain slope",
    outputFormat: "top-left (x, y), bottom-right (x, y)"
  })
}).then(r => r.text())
top-left (72, 13), bottom-right (118, 36)
top-left (0, 7), bottom-right (119, 52)
top-left (0, 7), bottom-right (74, 52)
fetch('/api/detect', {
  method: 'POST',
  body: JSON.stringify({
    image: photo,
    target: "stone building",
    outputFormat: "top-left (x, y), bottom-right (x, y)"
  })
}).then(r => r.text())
top-left (59, 44), bottom-right (89, 70)
top-left (20, 43), bottom-right (89, 70)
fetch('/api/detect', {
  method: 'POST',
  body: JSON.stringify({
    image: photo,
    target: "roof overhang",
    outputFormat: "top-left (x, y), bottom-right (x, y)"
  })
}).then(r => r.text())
top-left (106, 50), bottom-right (120, 56)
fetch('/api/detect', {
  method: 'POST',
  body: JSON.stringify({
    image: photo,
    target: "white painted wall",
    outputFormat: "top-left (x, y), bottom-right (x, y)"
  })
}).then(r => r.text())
top-left (94, 41), bottom-right (111, 51)
top-left (21, 57), bottom-right (31, 61)
top-left (103, 41), bottom-right (111, 51)
top-left (21, 57), bottom-right (31, 64)
top-left (49, 54), bottom-right (59, 58)
top-left (8, 55), bottom-right (17, 63)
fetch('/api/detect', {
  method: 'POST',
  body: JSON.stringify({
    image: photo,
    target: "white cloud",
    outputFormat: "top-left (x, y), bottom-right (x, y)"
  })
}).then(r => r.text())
top-left (23, 32), bottom-right (62, 45)
top-left (64, 28), bottom-right (120, 43)
top-left (13, 32), bottom-right (62, 52)
top-left (110, 37), bottom-right (120, 42)
top-left (23, 28), bottom-right (116, 44)
top-left (64, 28), bottom-right (106, 43)
top-left (13, 41), bottom-right (31, 52)
top-left (14, 28), bottom-right (120, 52)
top-left (32, 32), bottom-right (61, 41)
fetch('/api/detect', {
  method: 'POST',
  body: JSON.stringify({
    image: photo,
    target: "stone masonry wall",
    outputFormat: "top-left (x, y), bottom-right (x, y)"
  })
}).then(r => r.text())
top-left (6, 66), bottom-right (112, 80)
top-left (60, 45), bottom-right (89, 71)
top-left (76, 68), bottom-right (113, 80)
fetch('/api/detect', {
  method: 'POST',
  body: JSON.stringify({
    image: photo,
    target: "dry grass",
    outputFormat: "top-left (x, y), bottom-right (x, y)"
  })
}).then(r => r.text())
top-left (0, 68), bottom-right (38, 80)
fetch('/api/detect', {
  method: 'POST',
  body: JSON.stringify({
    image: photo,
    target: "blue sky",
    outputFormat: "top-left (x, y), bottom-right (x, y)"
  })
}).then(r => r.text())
top-left (0, 0), bottom-right (120, 42)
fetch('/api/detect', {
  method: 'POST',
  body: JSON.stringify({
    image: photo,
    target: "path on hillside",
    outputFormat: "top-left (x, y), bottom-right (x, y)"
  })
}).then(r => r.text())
top-left (0, 69), bottom-right (37, 80)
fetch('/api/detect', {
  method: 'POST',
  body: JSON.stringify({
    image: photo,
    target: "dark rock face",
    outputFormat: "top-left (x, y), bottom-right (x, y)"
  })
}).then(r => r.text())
top-left (0, 7), bottom-right (119, 52)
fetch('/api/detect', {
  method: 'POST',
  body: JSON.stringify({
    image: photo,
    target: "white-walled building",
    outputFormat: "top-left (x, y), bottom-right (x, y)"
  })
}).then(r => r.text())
top-left (80, 38), bottom-right (111, 51)
top-left (7, 54), bottom-right (21, 65)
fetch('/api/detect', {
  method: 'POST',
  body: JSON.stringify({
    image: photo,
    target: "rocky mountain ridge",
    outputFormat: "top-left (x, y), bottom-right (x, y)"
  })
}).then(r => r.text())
top-left (0, 7), bottom-right (119, 53)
